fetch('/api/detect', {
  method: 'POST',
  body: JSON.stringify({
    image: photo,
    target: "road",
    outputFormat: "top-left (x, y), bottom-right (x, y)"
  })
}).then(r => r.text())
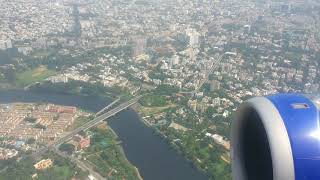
top-left (33, 95), bottom-right (142, 157)
top-left (194, 53), bottom-right (225, 92)
top-left (52, 95), bottom-right (142, 148)
top-left (31, 95), bottom-right (142, 180)
top-left (179, 53), bottom-right (225, 94)
top-left (96, 97), bottom-right (120, 116)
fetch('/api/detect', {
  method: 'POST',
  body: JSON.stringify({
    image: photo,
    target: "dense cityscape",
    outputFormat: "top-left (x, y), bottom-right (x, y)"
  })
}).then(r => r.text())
top-left (0, 0), bottom-right (320, 179)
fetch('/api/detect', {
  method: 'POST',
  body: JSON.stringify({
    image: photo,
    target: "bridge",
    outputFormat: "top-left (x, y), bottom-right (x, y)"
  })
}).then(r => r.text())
top-left (34, 95), bottom-right (142, 156)
top-left (96, 97), bottom-right (120, 116)
top-left (51, 95), bottom-right (142, 148)
top-left (31, 95), bottom-right (142, 180)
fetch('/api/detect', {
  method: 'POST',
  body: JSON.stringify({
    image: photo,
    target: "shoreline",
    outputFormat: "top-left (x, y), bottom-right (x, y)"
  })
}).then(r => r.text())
top-left (0, 87), bottom-right (142, 179)
top-left (131, 104), bottom-right (209, 177)
top-left (107, 124), bottom-right (144, 180)
top-left (0, 88), bottom-right (209, 180)
top-left (131, 104), bottom-right (152, 127)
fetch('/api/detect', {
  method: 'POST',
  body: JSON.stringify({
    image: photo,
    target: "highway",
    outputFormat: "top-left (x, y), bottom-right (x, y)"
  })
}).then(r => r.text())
top-left (34, 95), bottom-right (142, 157)
top-left (96, 97), bottom-right (120, 116)
top-left (52, 95), bottom-right (143, 148)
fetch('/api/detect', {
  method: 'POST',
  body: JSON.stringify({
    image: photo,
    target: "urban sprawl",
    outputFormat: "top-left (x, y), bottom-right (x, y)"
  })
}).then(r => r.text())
top-left (0, 0), bottom-right (320, 179)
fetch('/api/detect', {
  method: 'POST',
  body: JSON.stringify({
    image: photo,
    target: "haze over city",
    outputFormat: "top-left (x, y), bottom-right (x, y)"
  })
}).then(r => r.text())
top-left (0, 0), bottom-right (319, 179)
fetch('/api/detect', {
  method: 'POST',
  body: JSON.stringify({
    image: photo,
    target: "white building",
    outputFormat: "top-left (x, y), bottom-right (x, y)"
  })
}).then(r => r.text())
top-left (0, 39), bottom-right (12, 50)
top-left (49, 75), bottom-right (69, 83)
top-left (186, 29), bottom-right (200, 48)
top-left (171, 54), bottom-right (180, 66)
top-left (0, 41), bottom-right (6, 50)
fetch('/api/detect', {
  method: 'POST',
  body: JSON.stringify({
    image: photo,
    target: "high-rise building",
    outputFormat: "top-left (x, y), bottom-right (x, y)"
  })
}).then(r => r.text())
top-left (171, 54), bottom-right (180, 65)
top-left (133, 36), bottom-right (147, 57)
top-left (186, 29), bottom-right (200, 48)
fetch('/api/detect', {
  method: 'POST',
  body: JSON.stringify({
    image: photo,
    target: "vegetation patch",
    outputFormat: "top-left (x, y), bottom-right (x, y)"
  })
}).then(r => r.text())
top-left (0, 151), bottom-right (87, 180)
top-left (59, 143), bottom-right (76, 155)
top-left (16, 66), bottom-right (56, 87)
top-left (83, 127), bottom-right (140, 179)
top-left (139, 94), bottom-right (167, 107)
top-left (34, 123), bottom-right (46, 130)
top-left (140, 103), bottom-right (177, 116)
top-left (24, 117), bottom-right (37, 123)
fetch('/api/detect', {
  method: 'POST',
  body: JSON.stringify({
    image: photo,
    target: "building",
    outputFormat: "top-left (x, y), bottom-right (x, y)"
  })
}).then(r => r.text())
top-left (49, 75), bottom-right (69, 83)
top-left (244, 25), bottom-right (251, 34)
top-left (132, 36), bottom-right (147, 57)
top-left (188, 99), bottom-right (197, 111)
top-left (210, 80), bottom-right (221, 91)
top-left (34, 159), bottom-right (53, 170)
top-left (205, 133), bottom-right (230, 150)
top-left (135, 54), bottom-right (150, 62)
top-left (32, 37), bottom-right (47, 49)
top-left (79, 137), bottom-right (90, 149)
top-left (0, 39), bottom-right (12, 50)
top-left (196, 103), bottom-right (208, 113)
top-left (0, 148), bottom-right (18, 160)
top-left (186, 29), bottom-right (200, 48)
top-left (171, 54), bottom-right (180, 66)
top-left (0, 41), bottom-right (6, 50)
top-left (17, 46), bottom-right (33, 55)
top-left (187, 47), bottom-right (199, 61)
top-left (46, 105), bottom-right (77, 114)
top-left (73, 135), bottom-right (91, 150)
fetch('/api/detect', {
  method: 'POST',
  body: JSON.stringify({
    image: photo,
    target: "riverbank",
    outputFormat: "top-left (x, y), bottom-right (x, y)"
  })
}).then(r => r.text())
top-left (0, 89), bottom-right (208, 180)
top-left (131, 104), bottom-right (152, 127)
top-left (133, 101), bottom-right (231, 179)
top-left (107, 123), bottom-right (144, 180)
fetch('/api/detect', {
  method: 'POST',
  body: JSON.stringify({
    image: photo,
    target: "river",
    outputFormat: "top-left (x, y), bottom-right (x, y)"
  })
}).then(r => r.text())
top-left (0, 89), bottom-right (208, 180)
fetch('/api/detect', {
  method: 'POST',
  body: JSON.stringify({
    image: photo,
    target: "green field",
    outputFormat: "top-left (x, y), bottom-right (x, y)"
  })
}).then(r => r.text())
top-left (140, 103), bottom-right (177, 116)
top-left (16, 66), bottom-right (56, 87)
top-left (139, 94), bottom-right (167, 107)
top-left (83, 126), bottom-right (141, 180)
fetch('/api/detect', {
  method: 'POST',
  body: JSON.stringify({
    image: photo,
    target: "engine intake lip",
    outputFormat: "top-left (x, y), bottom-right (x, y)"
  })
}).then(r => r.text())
top-left (232, 97), bottom-right (295, 180)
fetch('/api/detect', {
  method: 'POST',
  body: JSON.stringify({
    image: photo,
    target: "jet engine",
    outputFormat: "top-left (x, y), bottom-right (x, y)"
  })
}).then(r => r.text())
top-left (232, 94), bottom-right (320, 180)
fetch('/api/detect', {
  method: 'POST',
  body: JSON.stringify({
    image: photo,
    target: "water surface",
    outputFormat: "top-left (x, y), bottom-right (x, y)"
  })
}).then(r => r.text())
top-left (0, 89), bottom-right (208, 180)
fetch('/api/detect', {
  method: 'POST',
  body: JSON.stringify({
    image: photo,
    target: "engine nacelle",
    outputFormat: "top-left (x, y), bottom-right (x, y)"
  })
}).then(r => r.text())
top-left (232, 94), bottom-right (320, 180)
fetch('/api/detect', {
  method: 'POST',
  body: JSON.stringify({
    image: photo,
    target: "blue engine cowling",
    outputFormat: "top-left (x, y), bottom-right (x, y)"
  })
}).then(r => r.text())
top-left (232, 94), bottom-right (320, 180)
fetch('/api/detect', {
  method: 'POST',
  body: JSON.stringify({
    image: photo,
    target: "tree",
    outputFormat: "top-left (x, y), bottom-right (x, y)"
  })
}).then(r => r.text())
top-left (53, 115), bottom-right (59, 121)
top-left (3, 68), bottom-right (16, 83)
top-left (59, 143), bottom-right (75, 154)
top-left (26, 138), bottom-right (36, 144)
top-left (154, 84), bottom-right (179, 96)
top-left (34, 123), bottom-right (46, 130)
top-left (205, 107), bottom-right (215, 118)
top-left (24, 117), bottom-right (37, 123)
